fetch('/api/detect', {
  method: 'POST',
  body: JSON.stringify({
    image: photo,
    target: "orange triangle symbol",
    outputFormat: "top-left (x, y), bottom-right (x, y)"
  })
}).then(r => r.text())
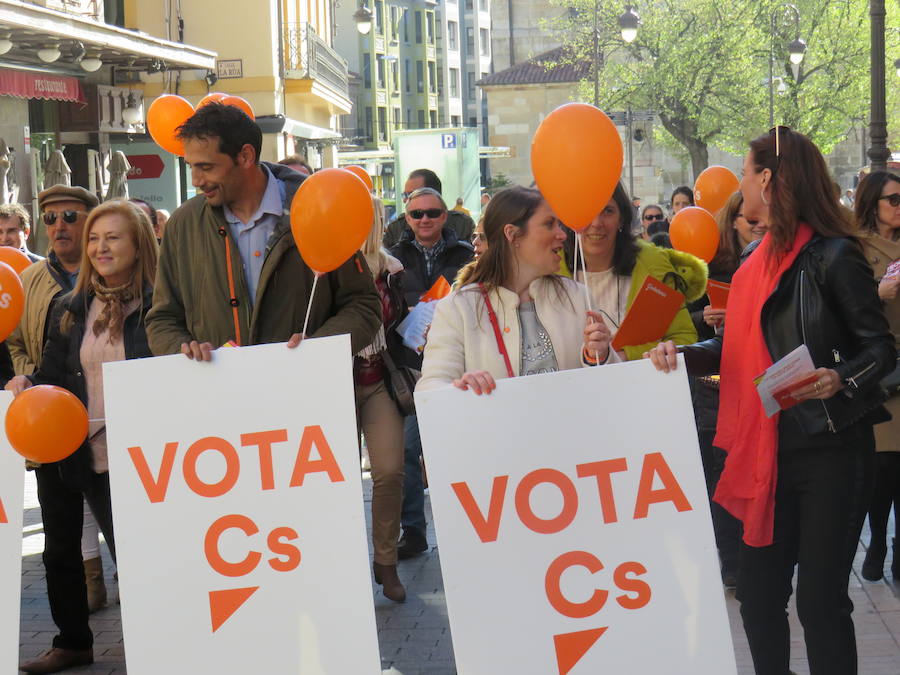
top-left (553, 627), bottom-right (608, 675)
top-left (0, 496), bottom-right (7, 524)
top-left (209, 586), bottom-right (259, 633)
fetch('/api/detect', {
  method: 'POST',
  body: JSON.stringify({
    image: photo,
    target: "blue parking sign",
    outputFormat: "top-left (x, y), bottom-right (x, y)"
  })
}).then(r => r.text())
top-left (441, 133), bottom-right (457, 149)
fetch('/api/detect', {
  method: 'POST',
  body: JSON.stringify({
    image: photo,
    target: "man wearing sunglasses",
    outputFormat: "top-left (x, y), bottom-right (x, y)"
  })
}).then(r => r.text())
top-left (382, 168), bottom-right (474, 249)
top-left (8, 185), bottom-right (97, 376)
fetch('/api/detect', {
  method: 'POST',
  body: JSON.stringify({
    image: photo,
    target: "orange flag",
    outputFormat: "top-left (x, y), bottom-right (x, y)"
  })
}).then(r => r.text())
top-left (419, 276), bottom-right (452, 303)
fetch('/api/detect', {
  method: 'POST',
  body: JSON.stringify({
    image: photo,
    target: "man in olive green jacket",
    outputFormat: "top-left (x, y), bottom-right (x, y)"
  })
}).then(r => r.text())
top-left (146, 103), bottom-right (381, 358)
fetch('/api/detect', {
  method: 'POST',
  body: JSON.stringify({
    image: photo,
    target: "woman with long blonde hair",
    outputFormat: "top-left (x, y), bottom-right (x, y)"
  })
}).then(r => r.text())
top-left (355, 196), bottom-right (409, 602)
top-left (9, 199), bottom-right (159, 674)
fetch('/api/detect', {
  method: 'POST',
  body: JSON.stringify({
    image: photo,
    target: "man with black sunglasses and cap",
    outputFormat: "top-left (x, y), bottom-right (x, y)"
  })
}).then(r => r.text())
top-left (8, 184), bottom-right (97, 375)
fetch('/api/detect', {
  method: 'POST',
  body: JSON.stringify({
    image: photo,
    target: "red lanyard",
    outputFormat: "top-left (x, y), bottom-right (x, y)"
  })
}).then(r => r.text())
top-left (479, 284), bottom-right (514, 378)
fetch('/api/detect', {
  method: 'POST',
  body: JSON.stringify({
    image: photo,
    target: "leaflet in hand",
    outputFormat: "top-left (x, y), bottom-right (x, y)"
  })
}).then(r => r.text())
top-left (884, 258), bottom-right (900, 280)
top-left (397, 300), bottom-right (437, 354)
top-left (706, 280), bottom-right (730, 309)
top-left (753, 344), bottom-right (816, 417)
top-left (611, 275), bottom-right (684, 351)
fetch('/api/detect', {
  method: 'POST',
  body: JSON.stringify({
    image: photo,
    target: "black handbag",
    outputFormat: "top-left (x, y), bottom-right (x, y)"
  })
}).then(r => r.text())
top-left (881, 349), bottom-right (900, 398)
top-left (382, 349), bottom-right (420, 416)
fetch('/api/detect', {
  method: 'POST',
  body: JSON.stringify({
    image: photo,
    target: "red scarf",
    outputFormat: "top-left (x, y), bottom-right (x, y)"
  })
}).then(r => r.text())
top-left (713, 223), bottom-right (813, 547)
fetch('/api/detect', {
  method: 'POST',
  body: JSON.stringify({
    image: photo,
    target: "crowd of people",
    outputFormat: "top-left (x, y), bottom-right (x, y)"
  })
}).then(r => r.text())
top-left (3, 104), bottom-right (897, 675)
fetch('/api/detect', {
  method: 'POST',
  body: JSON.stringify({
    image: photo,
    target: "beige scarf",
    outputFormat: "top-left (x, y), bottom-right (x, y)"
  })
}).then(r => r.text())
top-left (90, 271), bottom-right (136, 341)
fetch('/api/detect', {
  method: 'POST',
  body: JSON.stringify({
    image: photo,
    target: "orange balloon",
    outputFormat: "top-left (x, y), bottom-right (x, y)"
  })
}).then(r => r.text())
top-left (0, 261), bottom-right (23, 342)
top-left (146, 95), bottom-right (194, 156)
top-left (531, 103), bottom-right (624, 231)
top-left (694, 166), bottom-right (740, 215)
top-left (344, 165), bottom-right (374, 192)
top-left (198, 92), bottom-right (228, 108)
top-left (290, 168), bottom-right (374, 274)
top-left (0, 247), bottom-right (31, 276)
top-left (6, 385), bottom-right (88, 464)
top-left (220, 95), bottom-right (254, 120)
top-left (670, 207), bottom-right (720, 263)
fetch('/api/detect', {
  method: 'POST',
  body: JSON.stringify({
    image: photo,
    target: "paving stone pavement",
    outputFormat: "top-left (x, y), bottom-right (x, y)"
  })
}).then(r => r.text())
top-left (17, 469), bottom-right (900, 674)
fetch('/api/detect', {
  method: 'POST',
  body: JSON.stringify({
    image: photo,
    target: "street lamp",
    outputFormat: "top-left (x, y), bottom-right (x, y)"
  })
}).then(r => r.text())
top-left (768, 4), bottom-right (804, 127)
top-left (353, 4), bottom-right (373, 36)
top-left (788, 38), bottom-right (807, 65)
top-left (618, 6), bottom-right (640, 44)
top-left (867, 0), bottom-right (891, 172)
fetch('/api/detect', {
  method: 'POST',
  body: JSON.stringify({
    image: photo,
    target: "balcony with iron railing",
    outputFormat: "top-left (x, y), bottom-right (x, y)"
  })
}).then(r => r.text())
top-left (283, 22), bottom-right (350, 103)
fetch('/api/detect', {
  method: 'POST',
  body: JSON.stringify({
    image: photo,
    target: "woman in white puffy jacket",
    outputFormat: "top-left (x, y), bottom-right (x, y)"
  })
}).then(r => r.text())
top-left (418, 185), bottom-right (618, 394)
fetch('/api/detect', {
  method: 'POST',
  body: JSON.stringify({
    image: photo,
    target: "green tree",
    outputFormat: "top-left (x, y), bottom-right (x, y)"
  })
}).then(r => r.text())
top-left (548, 0), bottom-right (894, 175)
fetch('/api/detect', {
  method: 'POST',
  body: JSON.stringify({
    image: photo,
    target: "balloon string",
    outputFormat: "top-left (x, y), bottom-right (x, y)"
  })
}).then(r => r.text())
top-left (301, 272), bottom-right (320, 342)
top-left (576, 231), bottom-right (601, 364)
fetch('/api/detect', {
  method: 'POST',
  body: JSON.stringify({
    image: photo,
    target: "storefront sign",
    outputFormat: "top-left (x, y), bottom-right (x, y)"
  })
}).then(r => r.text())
top-left (0, 392), bottom-right (23, 674)
top-left (111, 141), bottom-right (180, 211)
top-left (103, 337), bottom-right (380, 674)
top-left (415, 359), bottom-right (738, 674)
top-left (0, 70), bottom-right (84, 103)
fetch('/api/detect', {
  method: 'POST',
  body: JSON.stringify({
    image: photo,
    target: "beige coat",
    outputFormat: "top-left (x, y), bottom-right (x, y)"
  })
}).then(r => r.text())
top-left (860, 232), bottom-right (900, 451)
top-left (7, 259), bottom-right (64, 375)
top-left (417, 276), bottom-right (619, 391)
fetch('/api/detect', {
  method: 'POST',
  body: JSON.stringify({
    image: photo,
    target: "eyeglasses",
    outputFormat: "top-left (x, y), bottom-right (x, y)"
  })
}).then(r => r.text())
top-left (737, 213), bottom-right (761, 226)
top-left (42, 210), bottom-right (86, 226)
top-left (878, 193), bottom-right (900, 207)
top-left (471, 232), bottom-right (485, 243)
top-left (643, 213), bottom-right (665, 221)
top-left (408, 208), bottom-right (445, 220)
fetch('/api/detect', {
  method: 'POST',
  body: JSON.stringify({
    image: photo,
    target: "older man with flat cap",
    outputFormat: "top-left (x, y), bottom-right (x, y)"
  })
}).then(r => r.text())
top-left (9, 184), bottom-right (109, 675)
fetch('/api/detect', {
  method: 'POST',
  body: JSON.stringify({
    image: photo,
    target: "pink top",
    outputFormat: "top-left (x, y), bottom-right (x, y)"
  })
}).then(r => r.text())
top-left (79, 296), bottom-right (139, 473)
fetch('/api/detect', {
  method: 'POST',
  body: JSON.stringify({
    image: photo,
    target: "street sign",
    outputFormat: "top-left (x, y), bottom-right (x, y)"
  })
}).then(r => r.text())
top-left (415, 359), bottom-right (738, 675)
top-left (441, 133), bottom-right (457, 149)
top-left (103, 337), bottom-right (381, 674)
top-left (0, 392), bottom-right (23, 675)
top-left (125, 154), bottom-right (165, 180)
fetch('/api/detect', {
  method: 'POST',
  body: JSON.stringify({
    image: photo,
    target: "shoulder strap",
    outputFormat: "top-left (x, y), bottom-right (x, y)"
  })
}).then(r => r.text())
top-left (217, 225), bottom-right (243, 346)
top-left (478, 283), bottom-right (514, 378)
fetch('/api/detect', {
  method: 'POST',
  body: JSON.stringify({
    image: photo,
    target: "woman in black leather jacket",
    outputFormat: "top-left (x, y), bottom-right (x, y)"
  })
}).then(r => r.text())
top-left (648, 128), bottom-right (893, 675)
top-left (8, 200), bottom-right (158, 674)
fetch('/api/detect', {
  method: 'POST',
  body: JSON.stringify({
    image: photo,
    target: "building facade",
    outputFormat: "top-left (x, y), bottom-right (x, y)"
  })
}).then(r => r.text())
top-left (128, 0), bottom-right (351, 168)
top-left (0, 0), bottom-right (213, 247)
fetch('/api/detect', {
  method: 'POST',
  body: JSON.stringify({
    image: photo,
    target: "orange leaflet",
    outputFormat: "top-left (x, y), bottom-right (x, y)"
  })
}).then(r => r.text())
top-left (706, 280), bottom-right (730, 309)
top-left (611, 276), bottom-right (684, 351)
top-left (419, 276), bottom-right (451, 303)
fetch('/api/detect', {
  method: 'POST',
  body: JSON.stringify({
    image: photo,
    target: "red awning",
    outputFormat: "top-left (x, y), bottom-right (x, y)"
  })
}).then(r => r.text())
top-left (0, 69), bottom-right (85, 103)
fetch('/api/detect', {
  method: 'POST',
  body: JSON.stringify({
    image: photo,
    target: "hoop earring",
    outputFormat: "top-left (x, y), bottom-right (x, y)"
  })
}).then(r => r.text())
top-left (760, 189), bottom-right (769, 206)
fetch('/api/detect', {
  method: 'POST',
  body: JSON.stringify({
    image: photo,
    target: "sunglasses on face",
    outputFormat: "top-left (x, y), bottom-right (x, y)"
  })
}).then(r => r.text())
top-left (879, 193), bottom-right (900, 207)
top-left (408, 208), bottom-right (445, 219)
top-left (43, 210), bottom-right (85, 226)
top-left (643, 213), bottom-right (664, 221)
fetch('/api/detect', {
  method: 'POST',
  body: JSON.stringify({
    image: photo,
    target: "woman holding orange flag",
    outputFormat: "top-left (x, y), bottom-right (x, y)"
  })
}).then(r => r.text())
top-left (8, 200), bottom-right (158, 674)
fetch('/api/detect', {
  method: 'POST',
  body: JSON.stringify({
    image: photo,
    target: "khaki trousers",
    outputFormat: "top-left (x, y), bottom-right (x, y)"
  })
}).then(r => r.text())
top-left (355, 379), bottom-right (405, 565)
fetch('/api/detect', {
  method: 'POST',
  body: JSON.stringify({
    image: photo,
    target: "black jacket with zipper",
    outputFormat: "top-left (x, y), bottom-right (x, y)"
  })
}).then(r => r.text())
top-left (681, 235), bottom-right (894, 436)
top-left (30, 285), bottom-right (154, 489)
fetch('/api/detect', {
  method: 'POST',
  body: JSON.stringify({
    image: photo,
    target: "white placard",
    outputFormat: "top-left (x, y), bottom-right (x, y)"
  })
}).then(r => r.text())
top-left (103, 337), bottom-right (380, 674)
top-left (415, 358), bottom-right (738, 675)
top-left (0, 392), bottom-right (23, 674)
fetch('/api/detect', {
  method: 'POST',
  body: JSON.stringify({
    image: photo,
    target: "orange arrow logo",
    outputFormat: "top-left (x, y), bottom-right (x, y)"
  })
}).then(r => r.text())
top-left (209, 586), bottom-right (259, 633)
top-left (553, 627), bottom-right (607, 675)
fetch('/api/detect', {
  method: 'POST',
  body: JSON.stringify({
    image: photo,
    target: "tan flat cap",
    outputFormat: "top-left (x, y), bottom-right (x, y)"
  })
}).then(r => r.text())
top-left (38, 185), bottom-right (99, 210)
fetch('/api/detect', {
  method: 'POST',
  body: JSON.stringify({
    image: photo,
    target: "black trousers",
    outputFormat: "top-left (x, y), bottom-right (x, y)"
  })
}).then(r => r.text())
top-left (866, 451), bottom-right (900, 551)
top-left (35, 464), bottom-right (116, 651)
top-left (698, 429), bottom-right (742, 574)
top-left (736, 429), bottom-right (874, 675)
